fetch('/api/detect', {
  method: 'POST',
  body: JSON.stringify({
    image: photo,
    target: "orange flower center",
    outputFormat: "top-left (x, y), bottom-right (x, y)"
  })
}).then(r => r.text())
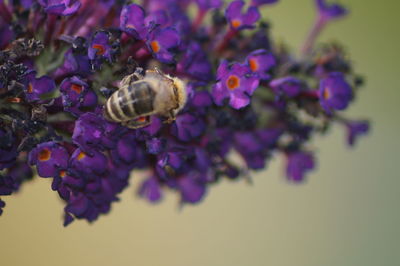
top-left (323, 87), bottom-right (330, 100)
top-left (150, 41), bottom-right (160, 53)
top-left (92, 44), bottom-right (106, 55)
top-left (27, 83), bottom-right (33, 93)
top-left (249, 58), bottom-right (259, 72)
top-left (71, 84), bottom-right (83, 94)
top-left (77, 151), bottom-right (86, 161)
top-left (59, 170), bottom-right (67, 178)
top-left (226, 75), bottom-right (240, 90)
top-left (38, 148), bottom-right (51, 161)
top-left (231, 19), bottom-right (242, 29)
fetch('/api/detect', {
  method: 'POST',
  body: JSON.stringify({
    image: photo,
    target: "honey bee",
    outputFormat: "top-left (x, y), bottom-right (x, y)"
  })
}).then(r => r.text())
top-left (104, 68), bottom-right (187, 128)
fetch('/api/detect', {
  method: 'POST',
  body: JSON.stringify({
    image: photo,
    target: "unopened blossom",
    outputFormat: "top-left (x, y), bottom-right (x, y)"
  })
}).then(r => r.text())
top-left (269, 77), bottom-right (302, 98)
top-left (316, 0), bottom-right (348, 23)
top-left (345, 120), bottom-right (370, 147)
top-left (38, 0), bottom-right (81, 16)
top-left (286, 151), bottom-right (315, 182)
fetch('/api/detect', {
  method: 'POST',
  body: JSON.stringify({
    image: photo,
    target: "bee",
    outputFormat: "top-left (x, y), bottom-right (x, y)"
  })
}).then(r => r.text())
top-left (104, 67), bottom-right (187, 128)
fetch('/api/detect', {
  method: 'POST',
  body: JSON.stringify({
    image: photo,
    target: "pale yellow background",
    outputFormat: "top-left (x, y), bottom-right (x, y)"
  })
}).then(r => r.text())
top-left (1, 1), bottom-right (399, 265)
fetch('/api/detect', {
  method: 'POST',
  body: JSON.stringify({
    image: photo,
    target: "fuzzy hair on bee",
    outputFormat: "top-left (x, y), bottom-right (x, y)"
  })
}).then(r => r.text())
top-left (104, 67), bottom-right (187, 129)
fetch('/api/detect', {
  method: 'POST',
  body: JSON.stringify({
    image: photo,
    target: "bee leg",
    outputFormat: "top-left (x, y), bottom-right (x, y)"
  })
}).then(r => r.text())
top-left (122, 116), bottom-right (152, 129)
top-left (163, 111), bottom-right (176, 124)
top-left (133, 67), bottom-right (145, 80)
top-left (119, 67), bottom-right (145, 88)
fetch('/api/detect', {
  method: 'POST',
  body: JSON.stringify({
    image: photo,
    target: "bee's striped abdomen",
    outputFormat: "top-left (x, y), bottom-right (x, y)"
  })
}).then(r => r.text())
top-left (105, 81), bottom-right (155, 122)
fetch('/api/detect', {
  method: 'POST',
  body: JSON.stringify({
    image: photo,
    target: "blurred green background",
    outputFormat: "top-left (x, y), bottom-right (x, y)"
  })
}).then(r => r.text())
top-left (1, 0), bottom-right (399, 265)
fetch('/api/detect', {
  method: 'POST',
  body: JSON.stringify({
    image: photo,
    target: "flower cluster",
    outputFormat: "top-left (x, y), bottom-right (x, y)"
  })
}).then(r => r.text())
top-left (0, 0), bottom-right (370, 225)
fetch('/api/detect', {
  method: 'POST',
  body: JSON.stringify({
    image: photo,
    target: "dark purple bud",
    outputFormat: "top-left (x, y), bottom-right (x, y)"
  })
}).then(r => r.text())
top-left (138, 176), bottom-right (162, 202)
top-left (269, 76), bottom-right (302, 98)
top-left (251, 0), bottom-right (279, 7)
top-left (38, 0), bottom-right (81, 16)
top-left (345, 120), bottom-right (370, 147)
top-left (54, 49), bottom-right (91, 78)
top-left (212, 60), bottom-right (259, 109)
top-left (319, 72), bottom-right (353, 113)
top-left (176, 42), bottom-right (213, 81)
top-left (0, 24), bottom-right (14, 50)
top-left (0, 129), bottom-right (17, 170)
top-left (28, 142), bottom-right (69, 178)
top-left (0, 198), bottom-right (5, 215)
top-left (112, 132), bottom-right (138, 164)
top-left (195, 0), bottom-right (223, 11)
top-left (286, 151), bottom-right (315, 182)
top-left (171, 113), bottom-right (206, 142)
top-left (146, 138), bottom-right (165, 155)
top-left (65, 193), bottom-right (89, 217)
top-left (225, 0), bottom-right (260, 30)
top-left (72, 112), bottom-right (114, 152)
top-left (316, 0), bottom-right (348, 22)
top-left (178, 174), bottom-right (207, 204)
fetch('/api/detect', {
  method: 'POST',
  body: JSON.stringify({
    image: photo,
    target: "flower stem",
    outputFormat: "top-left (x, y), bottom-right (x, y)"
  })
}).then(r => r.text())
top-left (301, 17), bottom-right (326, 56)
top-left (192, 9), bottom-right (207, 32)
top-left (216, 28), bottom-right (238, 54)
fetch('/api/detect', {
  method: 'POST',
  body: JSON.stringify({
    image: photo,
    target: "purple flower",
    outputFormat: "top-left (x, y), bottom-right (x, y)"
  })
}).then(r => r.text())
top-left (0, 129), bottom-right (17, 170)
top-left (171, 113), bottom-right (206, 142)
top-left (0, 23), bottom-right (13, 49)
top-left (178, 173), bottom-right (207, 204)
top-left (0, 162), bottom-right (33, 197)
top-left (345, 120), bottom-right (370, 147)
top-left (38, 0), bottom-right (81, 16)
top-left (138, 176), bottom-right (162, 202)
top-left (28, 142), bottom-right (69, 178)
top-left (111, 132), bottom-right (139, 165)
top-left (212, 60), bottom-right (259, 109)
top-left (60, 76), bottom-right (98, 116)
top-left (70, 148), bottom-right (107, 176)
top-left (176, 42), bottom-right (213, 81)
top-left (269, 77), bottom-right (302, 98)
top-left (316, 0), bottom-right (348, 22)
top-left (0, 198), bottom-right (5, 215)
top-left (246, 49), bottom-right (276, 80)
top-left (146, 27), bottom-right (181, 64)
top-left (234, 131), bottom-right (268, 169)
top-left (120, 3), bottom-right (147, 39)
top-left (88, 31), bottom-right (113, 62)
top-left (251, 0), bottom-right (279, 7)
top-left (286, 151), bottom-right (315, 182)
top-left (195, 0), bottom-right (223, 11)
top-left (319, 72), bottom-right (353, 113)
top-left (54, 49), bottom-right (91, 78)
top-left (225, 0), bottom-right (260, 30)
top-left (24, 74), bottom-right (56, 102)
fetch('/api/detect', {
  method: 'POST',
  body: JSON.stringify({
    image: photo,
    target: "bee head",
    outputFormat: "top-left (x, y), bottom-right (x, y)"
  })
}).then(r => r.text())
top-left (171, 76), bottom-right (187, 111)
